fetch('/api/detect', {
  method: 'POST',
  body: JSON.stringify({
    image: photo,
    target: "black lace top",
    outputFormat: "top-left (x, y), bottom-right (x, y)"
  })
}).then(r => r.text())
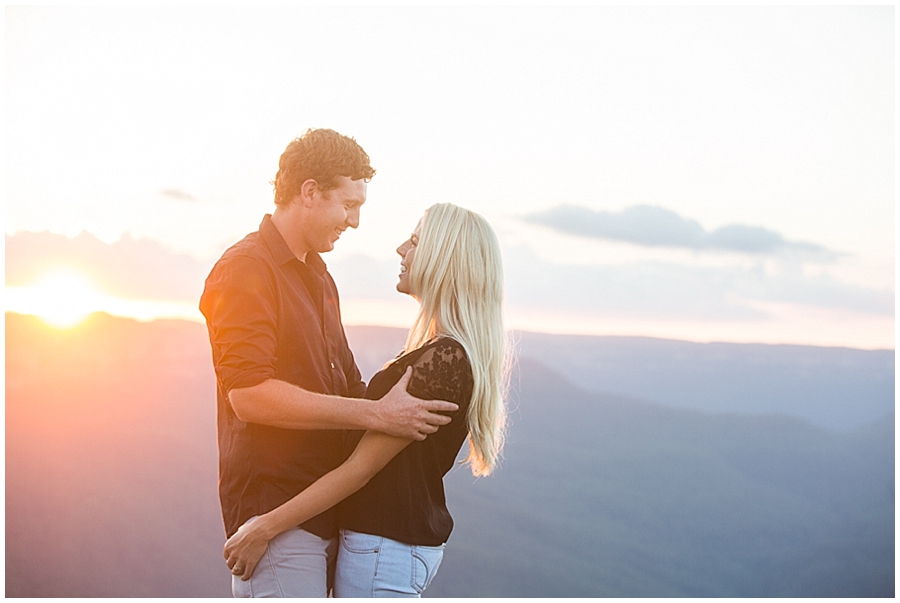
top-left (338, 337), bottom-right (474, 546)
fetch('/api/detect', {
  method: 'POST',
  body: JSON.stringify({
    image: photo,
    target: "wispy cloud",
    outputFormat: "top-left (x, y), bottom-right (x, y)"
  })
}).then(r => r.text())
top-left (328, 247), bottom-right (891, 322)
top-left (501, 245), bottom-right (892, 320)
top-left (160, 189), bottom-right (198, 202)
top-left (523, 205), bottom-right (838, 260)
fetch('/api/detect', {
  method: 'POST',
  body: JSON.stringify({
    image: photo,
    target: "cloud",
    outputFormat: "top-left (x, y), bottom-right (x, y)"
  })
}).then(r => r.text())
top-left (6, 231), bottom-right (213, 302)
top-left (4, 234), bottom-right (403, 308)
top-left (325, 247), bottom-right (892, 324)
top-left (523, 205), bottom-right (838, 260)
top-left (500, 245), bottom-right (892, 321)
top-left (160, 189), bottom-right (198, 202)
top-left (6, 232), bottom-right (890, 340)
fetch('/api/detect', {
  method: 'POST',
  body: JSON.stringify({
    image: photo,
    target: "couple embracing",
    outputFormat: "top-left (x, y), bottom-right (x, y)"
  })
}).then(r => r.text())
top-left (199, 128), bottom-right (508, 598)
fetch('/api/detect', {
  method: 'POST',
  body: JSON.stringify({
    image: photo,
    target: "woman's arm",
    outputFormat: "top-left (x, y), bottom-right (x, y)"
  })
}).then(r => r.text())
top-left (223, 430), bottom-right (414, 580)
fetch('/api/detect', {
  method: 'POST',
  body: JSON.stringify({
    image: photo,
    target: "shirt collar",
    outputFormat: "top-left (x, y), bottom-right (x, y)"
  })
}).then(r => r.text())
top-left (259, 214), bottom-right (327, 275)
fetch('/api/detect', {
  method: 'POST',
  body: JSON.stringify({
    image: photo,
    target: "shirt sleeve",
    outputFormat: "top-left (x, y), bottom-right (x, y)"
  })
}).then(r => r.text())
top-left (405, 340), bottom-right (473, 407)
top-left (336, 323), bottom-right (366, 398)
top-left (344, 349), bottom-right (367, 398)
top-left (200, 253), bottom-right (279, 392)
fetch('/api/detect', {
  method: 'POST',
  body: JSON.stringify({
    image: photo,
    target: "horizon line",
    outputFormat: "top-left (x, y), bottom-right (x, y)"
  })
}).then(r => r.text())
top-left (4, 310), bottom-right (894, 353)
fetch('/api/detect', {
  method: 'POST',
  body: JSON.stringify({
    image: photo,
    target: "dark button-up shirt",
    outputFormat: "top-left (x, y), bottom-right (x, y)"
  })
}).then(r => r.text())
top-left (199, 214), bottom-right (366, 539)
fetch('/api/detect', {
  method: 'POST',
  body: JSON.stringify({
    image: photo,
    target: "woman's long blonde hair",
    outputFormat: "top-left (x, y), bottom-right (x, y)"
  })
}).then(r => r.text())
top-left (404, 203), bottom-right (509, 477)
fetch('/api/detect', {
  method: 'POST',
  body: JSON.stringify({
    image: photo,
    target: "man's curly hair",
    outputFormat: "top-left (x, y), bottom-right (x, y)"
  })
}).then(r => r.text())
top-left (272, 128), bottom-right (376, 207)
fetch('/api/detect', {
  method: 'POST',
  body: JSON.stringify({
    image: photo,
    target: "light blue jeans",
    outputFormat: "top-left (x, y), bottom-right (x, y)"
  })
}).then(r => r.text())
top-left (333, 530), bottom-right (445, 598)
top-left (232, 517), bottom-right (337, 598)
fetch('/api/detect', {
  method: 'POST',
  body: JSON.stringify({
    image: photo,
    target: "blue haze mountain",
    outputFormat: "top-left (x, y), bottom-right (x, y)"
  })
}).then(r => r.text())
top-left (513, 331), bottom-right (894, 431)
top-left (344, 326), bottom-right (895, 431)
top-left (4, 315), bottom-right (893, 597)
top-left (427, 358), bottom-right (893, 597)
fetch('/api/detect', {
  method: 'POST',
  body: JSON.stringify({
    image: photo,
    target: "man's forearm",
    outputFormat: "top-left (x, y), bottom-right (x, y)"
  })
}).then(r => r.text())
top-left (229, 379), bottom-right (375, 431)
top-left (228, 370), bottom-right (457, 440)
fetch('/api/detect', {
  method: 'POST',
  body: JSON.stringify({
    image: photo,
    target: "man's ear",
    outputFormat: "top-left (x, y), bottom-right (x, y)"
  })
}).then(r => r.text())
top-left (299, 179), bottom-right (319, 207)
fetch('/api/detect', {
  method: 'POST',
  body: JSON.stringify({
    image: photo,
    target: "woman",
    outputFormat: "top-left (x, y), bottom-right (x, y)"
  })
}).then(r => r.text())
top-left (223, 203), bottom-right (508, 597)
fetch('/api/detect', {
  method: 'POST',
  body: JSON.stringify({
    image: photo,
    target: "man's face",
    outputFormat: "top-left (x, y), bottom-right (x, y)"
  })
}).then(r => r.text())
top-left (304, 176), bottom-right (367, 253)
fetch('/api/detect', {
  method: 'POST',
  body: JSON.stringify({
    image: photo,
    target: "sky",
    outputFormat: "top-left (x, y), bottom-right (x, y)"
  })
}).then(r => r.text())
top-left (4, 5), bottom-right (895, 349)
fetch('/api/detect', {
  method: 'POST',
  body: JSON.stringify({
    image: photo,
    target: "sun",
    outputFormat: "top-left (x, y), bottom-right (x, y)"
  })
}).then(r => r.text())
top-left (6, 269), bottom-right (105, 328)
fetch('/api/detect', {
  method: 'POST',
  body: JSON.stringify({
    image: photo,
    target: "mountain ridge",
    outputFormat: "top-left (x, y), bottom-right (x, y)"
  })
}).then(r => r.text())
top-left (345, 324), bottom-right (895, 430)
top-left (5, 313), bottom-right (893, 596)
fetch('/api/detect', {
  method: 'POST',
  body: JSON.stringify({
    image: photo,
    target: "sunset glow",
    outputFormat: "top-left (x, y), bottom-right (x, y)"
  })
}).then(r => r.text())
top-left (6, 270), bottom-right (103, 328)
top-left (5, 269), bottom-right (202, 328)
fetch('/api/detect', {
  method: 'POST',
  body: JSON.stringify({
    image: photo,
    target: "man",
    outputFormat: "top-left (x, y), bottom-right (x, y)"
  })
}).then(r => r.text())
top-left (199, 129), bottom-right (457, 597)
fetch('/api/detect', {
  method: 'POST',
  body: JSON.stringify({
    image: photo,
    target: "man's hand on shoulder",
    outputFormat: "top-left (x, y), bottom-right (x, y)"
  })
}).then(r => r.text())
top-left (371, 367), bottom-right (458, 441)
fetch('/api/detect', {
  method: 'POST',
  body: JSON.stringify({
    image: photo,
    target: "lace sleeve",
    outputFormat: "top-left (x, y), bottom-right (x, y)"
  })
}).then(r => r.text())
top-left (405, 339), bottom-right (474, 405)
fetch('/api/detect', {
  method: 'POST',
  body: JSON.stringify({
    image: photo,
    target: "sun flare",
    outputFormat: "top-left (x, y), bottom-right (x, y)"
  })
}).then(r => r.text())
top-left (6, 267), bottom-right (205, 327)
top-left (6, 269), bottom-right (106, 328)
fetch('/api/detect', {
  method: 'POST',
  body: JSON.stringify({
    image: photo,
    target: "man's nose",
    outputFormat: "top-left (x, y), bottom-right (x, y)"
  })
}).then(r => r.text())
top-left (347, 207), bottom-right (360, 229)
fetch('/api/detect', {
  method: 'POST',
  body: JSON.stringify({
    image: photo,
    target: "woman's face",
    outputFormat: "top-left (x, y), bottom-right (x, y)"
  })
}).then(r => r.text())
top-left (396, 216), bottom-right (423, 295)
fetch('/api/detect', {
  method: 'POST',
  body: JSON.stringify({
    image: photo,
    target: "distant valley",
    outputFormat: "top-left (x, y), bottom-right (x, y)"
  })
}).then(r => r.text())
top-left (5, 313), bottom-right (894, 597)
top-left (346, 326), bottom-right (895, 431)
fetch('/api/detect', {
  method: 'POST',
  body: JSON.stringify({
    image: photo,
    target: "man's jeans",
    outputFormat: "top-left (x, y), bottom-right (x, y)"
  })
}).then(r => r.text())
top-left (232, 517), bottom-right (336, 598)
top-left (333, 530), bottom-right (445, 598)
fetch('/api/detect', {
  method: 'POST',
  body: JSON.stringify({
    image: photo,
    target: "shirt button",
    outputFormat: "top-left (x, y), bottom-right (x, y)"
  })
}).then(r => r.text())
top-left (330, 362), bottom-right (336, 369)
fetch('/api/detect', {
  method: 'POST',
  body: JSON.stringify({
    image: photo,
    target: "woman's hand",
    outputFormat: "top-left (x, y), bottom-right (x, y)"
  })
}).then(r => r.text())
top-left (223, 520), bottom-right (271, 581)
